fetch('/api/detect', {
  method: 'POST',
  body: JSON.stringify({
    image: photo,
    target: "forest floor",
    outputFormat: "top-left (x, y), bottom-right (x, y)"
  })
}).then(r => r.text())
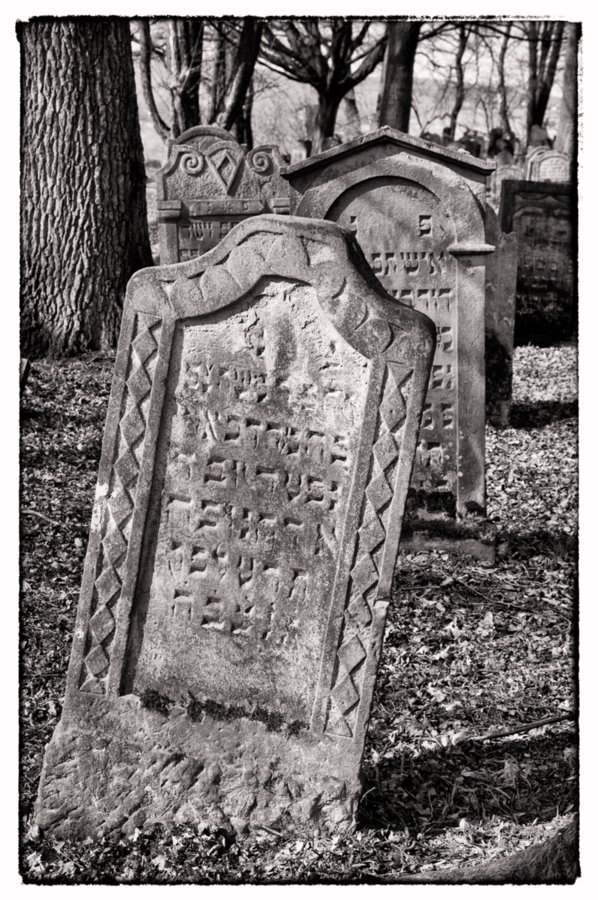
top-left (19, 344), bottom-right (577, 884)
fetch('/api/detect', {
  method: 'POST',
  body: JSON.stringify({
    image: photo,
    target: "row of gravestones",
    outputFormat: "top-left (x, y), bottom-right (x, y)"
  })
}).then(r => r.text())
top-left (487, 145), bottom-right (571, 210)
top-left (155, 124), bottom-right (574, 548)
top-left (34, 126), bottom-right (573, 841)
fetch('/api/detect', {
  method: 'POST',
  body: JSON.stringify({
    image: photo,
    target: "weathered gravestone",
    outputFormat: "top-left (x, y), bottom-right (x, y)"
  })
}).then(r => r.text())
top-left (488, 162), bottom-right (524, 211)
top-left (36, 215), bottom-right (434, 838)
top-left (525, 147), bottom-right (570, 183)
top-left (485, 206), bottom-right (518, 428)
top-left (282, 127), bottom-right (497, 558)
top-left (500, 180), bottom-right (576, 345)
top-left (156, 125), bottom-right (290, 264)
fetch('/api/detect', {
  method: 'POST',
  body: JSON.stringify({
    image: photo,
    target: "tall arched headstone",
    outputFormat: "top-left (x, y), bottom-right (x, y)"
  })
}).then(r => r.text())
top-left (283, 127), bottom-right (496, 559)
top-left (35, 216), bottom-right (434, 838)
top-left (156, 126), bottom-right (290, 263)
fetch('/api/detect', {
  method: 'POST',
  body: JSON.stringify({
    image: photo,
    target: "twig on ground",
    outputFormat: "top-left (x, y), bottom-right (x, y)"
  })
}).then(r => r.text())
top-left (465, 712), bottom-right (575, 744)
top-left (22, 508), bottom-right (64, 529)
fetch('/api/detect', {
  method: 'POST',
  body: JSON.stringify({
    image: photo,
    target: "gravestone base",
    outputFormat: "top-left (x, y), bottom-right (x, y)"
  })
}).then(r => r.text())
top-left (400, 517), bottom-right (497, 563)
top-left (36, 693), bottom-right (362, 839)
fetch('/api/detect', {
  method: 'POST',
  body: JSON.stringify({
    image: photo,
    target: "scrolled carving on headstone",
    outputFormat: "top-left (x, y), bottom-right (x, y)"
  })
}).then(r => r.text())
top-left (35, 215), bottom-right (434, 839)
top-left (156, 127), bottom-right (291, 264)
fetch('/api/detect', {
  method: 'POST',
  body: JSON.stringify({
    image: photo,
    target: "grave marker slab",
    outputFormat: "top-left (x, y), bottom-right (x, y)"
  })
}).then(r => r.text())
top-left (485, 207), bottom-right (518, 428)
top-left (500, 180), bottom-right (576, 344)
top-left (525, 147), bottom-right (570, 183)
top-left (156, 126), bottom-right (290, 263)
top-left (488, 162), bottom-right (524, 210)
top-left (283, 127), bottom-right (496, 558)
top-left (36, 216), bottom-right (434, 838)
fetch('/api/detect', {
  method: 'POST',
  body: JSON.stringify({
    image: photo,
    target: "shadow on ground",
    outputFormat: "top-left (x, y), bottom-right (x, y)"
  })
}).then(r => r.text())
top-left (358, 729), bottom-right (577, 834)
top-left (509, 400), bottom-right (577, 429)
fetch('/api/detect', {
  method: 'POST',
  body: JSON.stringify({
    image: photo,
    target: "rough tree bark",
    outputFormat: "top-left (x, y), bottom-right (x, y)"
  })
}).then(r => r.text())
top-left (19, 19), bottom-right (152, 358)
top-left (399, 819), bottom-right (579, 884)
top-left (378, 22), bottom-right (421, 133)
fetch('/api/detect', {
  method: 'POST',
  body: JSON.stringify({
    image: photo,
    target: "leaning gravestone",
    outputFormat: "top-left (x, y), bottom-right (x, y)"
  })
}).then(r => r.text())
top-left (485, 206), bottom-right (518, 428)
top-left (156, 125), bottom-right (290, 263)
top-left (36, 215), bottom-right (434, 838)
top-left (500, 180), bottom-right (576, 344)
top-left (282, 127), bottom-right (496, 558)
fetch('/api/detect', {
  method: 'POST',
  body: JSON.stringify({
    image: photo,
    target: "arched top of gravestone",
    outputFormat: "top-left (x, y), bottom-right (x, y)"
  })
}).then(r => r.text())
top-left (173, 125), bottom-right (237, 151)
top-left (282, 129), bottom-right (494, 251)
top-left (281, 126), bottom-right (496, 178)
top-left (156, 127), bottom-right (288, 202)
top-left (128, 214), bottom-right (436, 360)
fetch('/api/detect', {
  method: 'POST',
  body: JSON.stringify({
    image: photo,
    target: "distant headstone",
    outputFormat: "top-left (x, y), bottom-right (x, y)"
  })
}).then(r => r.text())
top-left (488, 162), bottom-right (524, 210)
top-left (283, 127), bottom-right (497, 558)
top-left (35, 215), bottom-right (434, 838)
top-left (500, 180), bottom-right (576, 344)
top-left (156, 126), bottom-right (290, 263)
top-left (526, 148), bottom-right (570, 183)
top-left (485, 207), bottom-right (518, 428)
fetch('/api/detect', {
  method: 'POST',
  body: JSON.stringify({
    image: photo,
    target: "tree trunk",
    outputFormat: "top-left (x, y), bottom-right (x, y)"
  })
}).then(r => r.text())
top-left (526, 21), bottom-right (565, 143)
top-left (447, 25), bottom-right (470, 141)
top-left (137, 20), bottom-right (169, 140)
top-left (498, 23), bottom-right (513, 137)
top-left (235, 82), bottom-right (254, 148)
top-left (206, 23), bottom-right (227, 123)
top-left (19, 20), bottom-right (152, 358)
top-left (177, 19), bottom-right (203, 132)
top-left (311, 90), bottom-right (343, 154)
top-left (555, 22), bottom-right (579, 159)
top-left (378, 22), bottom-right (421, 133)
top-left (397, 820), bottom-right (579, 884)
top-left (216, 19), bottom-right (262, 132)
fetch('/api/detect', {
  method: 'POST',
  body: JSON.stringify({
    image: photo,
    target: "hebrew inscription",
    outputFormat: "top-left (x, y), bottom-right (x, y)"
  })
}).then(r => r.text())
top-left (130, 283), bottom-right (369, 721)
top-left (157, 127), bottom-right (290, 263)
top-left (330, 179), bottom-right (458, 503)
top-left (35, 216), bottom-right (434, 840)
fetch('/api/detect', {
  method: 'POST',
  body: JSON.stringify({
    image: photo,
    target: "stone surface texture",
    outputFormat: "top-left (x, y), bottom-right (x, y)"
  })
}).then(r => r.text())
top-left (500, 180), bottom-right (576, 345)
top-left (36, 215), bottom-right (434, 839)
top-left (488, 162), bottom-right (524, 210)
top-left (485, 206), bottom-right (518, 428)
top-left (525, 147), bottom-right (570, 183)
top-left (282, 127), bottom-right (496, 556)
top-left (156, 125), bottom-right (290, 264)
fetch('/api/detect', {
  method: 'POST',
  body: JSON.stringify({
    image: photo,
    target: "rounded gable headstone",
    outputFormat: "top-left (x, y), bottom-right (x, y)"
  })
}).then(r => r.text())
top-left (35, 215), bottom-right (434, 839)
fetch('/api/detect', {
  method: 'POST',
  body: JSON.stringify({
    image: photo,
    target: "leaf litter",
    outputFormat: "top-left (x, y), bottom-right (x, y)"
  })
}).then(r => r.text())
top-left (20, 344), bottom-right (577, 882)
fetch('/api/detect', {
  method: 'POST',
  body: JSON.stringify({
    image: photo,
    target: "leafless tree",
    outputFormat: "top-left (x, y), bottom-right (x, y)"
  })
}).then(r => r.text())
top-left (135, 18), bottom-right (262, 143)
top-left (260, 19), bottom-right (387, 153)
top-left (524, 20), bottom-right (565, 143)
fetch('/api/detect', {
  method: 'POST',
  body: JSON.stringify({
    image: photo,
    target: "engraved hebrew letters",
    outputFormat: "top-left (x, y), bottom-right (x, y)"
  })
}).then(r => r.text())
top-left (130, 282), bottom-right (370, 721)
